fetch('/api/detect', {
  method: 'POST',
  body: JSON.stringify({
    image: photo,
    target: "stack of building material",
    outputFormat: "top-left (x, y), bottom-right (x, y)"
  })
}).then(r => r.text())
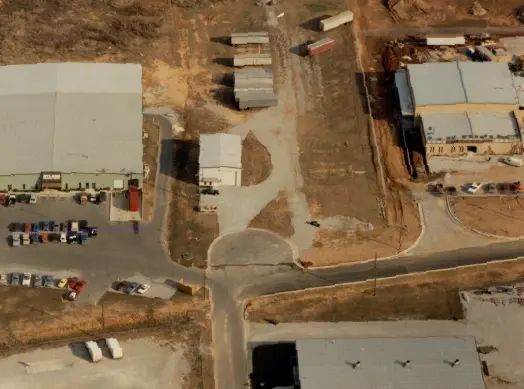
top-left (233, 69), bottom-right (277, 110)
top-left (233, 53), bottom-right (272, 67)
top-left (231, 32), bottom-right (270, 45)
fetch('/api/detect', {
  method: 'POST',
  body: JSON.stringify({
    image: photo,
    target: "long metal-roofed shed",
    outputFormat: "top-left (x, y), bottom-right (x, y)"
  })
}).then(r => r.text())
top-left (198, 133), bottom-right (242, 187)
top-left (0, 62), bottom-right (143, 191)
top-left (295, 337), bottom-right (486, 389)
top-left (395, 69), bottom-right (414, 116)
top-left (407, 61), bottom-right (519, 112)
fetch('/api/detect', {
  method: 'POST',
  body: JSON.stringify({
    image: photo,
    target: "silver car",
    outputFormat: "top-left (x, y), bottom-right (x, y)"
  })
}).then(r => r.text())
top-left (11, 233), bottom-right (21, 247)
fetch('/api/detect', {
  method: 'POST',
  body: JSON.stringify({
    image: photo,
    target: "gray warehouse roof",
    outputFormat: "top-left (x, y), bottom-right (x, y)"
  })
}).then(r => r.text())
top-left (421, 112), bottom-right (520, 143)
top-left (407, 61), bottom-right (518, 106)
top-left (199, 133), bottom-right (242, 169)
top-left (296, 337), bottom-right (486, 389)
top-left (0, 63), bottom-right (143, 175)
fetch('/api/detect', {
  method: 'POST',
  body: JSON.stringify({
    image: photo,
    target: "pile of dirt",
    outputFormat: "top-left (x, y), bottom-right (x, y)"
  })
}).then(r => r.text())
top-left (387, 0), bottom-right (428, 22)
top-left (171, 0), bottom-right (235, 7)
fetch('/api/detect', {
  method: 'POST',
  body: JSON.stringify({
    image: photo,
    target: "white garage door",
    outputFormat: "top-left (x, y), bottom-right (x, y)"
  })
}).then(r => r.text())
top-left (221, 170), bottom-right (239, 186)
top-left (113, 180), bottom-right (124, 189)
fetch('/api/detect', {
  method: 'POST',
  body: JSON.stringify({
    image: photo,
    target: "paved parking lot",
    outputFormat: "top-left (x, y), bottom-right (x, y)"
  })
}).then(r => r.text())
top-left (0, 337), bottom-right (188, 389)
top-left (0, 197), bottom-right (180, 304)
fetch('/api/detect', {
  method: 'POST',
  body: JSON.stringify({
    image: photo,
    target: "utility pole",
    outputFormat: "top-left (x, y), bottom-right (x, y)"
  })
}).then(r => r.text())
top-left (373, 253), bottom-right (378, 297)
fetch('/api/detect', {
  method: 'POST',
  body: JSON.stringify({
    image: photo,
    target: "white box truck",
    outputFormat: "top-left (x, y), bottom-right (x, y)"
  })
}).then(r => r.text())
top-left (85, 341), bottom-right (103, 362)
top-left (320, 10), bottom-right (354, 31)
top-left (105, 338), bottom-right (123, 359)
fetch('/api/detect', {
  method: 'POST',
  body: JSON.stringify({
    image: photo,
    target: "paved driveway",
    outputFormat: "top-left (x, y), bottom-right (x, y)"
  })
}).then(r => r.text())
top-left (209, 229), bottom-right (295, 266)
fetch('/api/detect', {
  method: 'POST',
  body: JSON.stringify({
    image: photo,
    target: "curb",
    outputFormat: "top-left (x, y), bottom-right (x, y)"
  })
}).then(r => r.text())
top-left (445, 196), bottom-right (522, 241)
top-left (242, 256), bottom-right (523, 312)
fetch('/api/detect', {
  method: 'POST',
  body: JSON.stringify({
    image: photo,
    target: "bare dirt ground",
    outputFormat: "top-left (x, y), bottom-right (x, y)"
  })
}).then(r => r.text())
top-left (248, 191), bottom-right (294, 238)
top-left (302, 194), bottom-right (421, 265)
top-left (246, 260), bottom-right (524, 322)
top-left (142, 118), bottom-right (160, 221)
top-left (451, 197), bottom-right (524, 238)
top-left (0, 287), bottom-right (213, 389)
top-left (349, 0), bottom-right (524, 30)
top-left (241, 132), bottom-right (272, 187)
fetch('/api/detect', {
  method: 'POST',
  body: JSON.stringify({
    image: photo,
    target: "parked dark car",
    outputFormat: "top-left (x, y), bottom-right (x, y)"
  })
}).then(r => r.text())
top-left (16, 194), bottom-right (28, 203)
top-left (60, 222), bottom-right (67, 232)
top-left (67, 232), bottom-right (78, 243)
top-left (79, 220), bottom-right (88, 230)
top-left (30, 233), bottom-right (39, 244)
top-left (84, 227), bottom-right (98, 237)
top-left (41, 221), bottom-right (50, 231)
top-left (43, 275), bottom-right (54, 288)
top-left (31, 222), bottom-right (39, 232)
top-left (445, 186), bottom-right (457, 196)
top-left (97, 191), bottom-right (107, 204)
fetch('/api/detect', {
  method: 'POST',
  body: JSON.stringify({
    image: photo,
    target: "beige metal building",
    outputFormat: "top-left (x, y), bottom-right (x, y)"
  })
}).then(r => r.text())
top-left (396, 61), bottom-right (524, 158)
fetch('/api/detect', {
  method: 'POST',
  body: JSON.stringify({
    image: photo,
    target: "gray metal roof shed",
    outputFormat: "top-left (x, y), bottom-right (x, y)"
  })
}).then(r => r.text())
top-left (407, 61), bottom-right (518, 107)
top-left (296, 337), bottom-right (486, 389)
top-left (199, 133), bottom-right (242, 169)
top-left (0, 63), bottom-right (143, 175)
top-left (395, 70), bottom-right (414, 116)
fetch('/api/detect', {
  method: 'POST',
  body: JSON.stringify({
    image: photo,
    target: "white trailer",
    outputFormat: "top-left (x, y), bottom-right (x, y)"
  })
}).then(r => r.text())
top-left (233, 53), bottom-right (272, 67)
top-left (426, 34), bottom-right (465, 46)
top-left (105, 338), bottom-right (123, 359)
top-left (231, 32), bottom-right (269, 45)
top-left (234, 78), bottom-right (274, 93)
top-left (234, 69), bottom-right (273, 81)
top-left (319, 10), bottom-right (353, 31)
top-left (85, 341), bottom-right (103, 362)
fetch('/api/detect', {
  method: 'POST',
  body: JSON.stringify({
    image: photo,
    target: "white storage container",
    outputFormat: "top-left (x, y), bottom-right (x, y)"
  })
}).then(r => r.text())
top-left (85, 341), bottom-right (103, 362)
top-left (319, 10), bottom-right (354, 31)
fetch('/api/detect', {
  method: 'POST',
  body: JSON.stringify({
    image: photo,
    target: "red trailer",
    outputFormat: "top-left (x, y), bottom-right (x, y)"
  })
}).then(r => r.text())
top-left (128, 187), bottom-right (140, 212)
top-left (307, 38), bottom-right (336, 56)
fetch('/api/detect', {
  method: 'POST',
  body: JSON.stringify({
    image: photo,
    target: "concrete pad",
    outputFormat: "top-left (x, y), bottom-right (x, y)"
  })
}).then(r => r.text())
top-left (0, 337), bottom-right (188, 389)
top-left (209, 229), bottom-right (294, 266)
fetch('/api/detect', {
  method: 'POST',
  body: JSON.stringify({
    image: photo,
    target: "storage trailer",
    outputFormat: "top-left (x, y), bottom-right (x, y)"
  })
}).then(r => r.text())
top-left (234, 68), bottom-right (273, 81)
top-left (237, 91), bottom-right (278, 110)
top-left (233, 53), bottom-right (272, 67)
top-left (426, 34), bottom-right (465, 46)
top-left (105, 338), bottom-right (123, 359)
top-left (234, 78), bottom-right (274, 93)
top-left (85, 341), bottom-right (103, 362)
top-left (319, 10), bottom-right (353, 31)
top-left (307, 38), bottom-right (336, 55)
top-left (231, 32), bottom-right (269, 45)
top-left (127, 187), bottom-right (140, 212)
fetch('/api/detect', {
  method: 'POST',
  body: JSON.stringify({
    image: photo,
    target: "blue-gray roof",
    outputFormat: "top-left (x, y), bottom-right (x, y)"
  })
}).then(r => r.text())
top-left (421, 112), bottom-right (520, 143)
top-left (296, 337), bottom-right (486, 389)
top-left (407, 61), bottom-right (518, 106)
top-left (0, 63), bottom-right (143, 175)
top-left (395, 70), bottom-right (414, 116)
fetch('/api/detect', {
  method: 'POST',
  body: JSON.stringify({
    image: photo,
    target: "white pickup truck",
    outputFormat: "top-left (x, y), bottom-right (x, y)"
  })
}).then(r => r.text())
top-left (467, 182), bottom-right (482, 194)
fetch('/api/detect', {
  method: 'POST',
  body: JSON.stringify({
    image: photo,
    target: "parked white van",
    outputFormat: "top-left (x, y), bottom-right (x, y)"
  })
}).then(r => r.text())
top-left (504, 156), bottom-right (523, 167)
top-left (85, 341), bottom-right (103, 362)
top-left (105, 338), bottom-right (123, 359)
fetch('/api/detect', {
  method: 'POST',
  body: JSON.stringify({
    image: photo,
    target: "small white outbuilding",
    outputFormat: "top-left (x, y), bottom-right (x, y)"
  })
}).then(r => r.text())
top-left (199, 134), bottom-right (242, 187)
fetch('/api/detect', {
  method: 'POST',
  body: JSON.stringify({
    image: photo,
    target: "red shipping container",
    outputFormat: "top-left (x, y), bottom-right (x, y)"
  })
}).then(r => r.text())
top-left (307, 38), bottom-right (336, 56)
top-left (128, 188), bottom-right (140, 212)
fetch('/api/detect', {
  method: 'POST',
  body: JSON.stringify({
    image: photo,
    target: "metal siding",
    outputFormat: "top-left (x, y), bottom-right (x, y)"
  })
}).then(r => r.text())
top-left (395, 70), bottom-right (414, 116)
top-left (0, 63), bottom-right (142, 176)
top-left (0, 174), bottom-right (40, 191)
top-left (54, 93), bottom-right (143, 174)
top-left (238, 96), bottom-right (278, 109)
top-left (199, 134), bottom-right (242, 169)
top-left (296, 337), bottom-right (486, 389)
top-left (459, 62), bottom-right (518, 104)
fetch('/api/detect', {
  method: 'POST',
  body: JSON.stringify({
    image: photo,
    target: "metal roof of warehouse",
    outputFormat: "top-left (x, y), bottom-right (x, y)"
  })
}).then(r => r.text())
top-left (0, 63), bottom-right (143, 175)
top-left (407, 61), bottom-right (518, 106)
top-left (199, 133), bottom-right (242, 169)
top-left (421, 111), bottom-right (520, 142)
top-left (296, 337), bottom-right (486, 389)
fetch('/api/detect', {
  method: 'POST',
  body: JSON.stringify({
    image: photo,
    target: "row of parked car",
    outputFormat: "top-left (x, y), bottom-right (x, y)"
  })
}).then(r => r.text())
top-left (429, 182), bottom-right (522, 195)
top-left (8, 220), bottom-right (98, 246)
top-left (115, 280), bottom-right (150, 295)
top-left (1, 273), bottom-right (86, 291)
top-left (0, 193), bottom-right (38, 207)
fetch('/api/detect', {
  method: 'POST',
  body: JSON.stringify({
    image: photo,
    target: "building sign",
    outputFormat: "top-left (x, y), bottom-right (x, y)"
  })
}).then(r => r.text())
top-left (42, 173), bottom-right (61, 181)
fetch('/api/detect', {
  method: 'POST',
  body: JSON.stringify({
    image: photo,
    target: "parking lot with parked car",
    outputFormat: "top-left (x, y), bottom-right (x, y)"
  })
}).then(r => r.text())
top-left (0, 196), bottom-right (180, 304)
